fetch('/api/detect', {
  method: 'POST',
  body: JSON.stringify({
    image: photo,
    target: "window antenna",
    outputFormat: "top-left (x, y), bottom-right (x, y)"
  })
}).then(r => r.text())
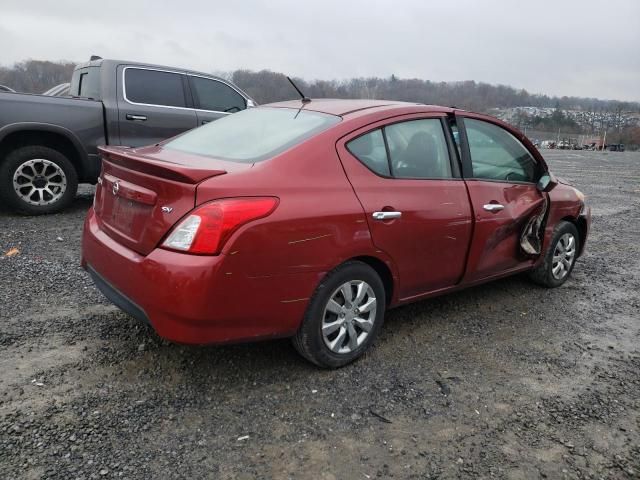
top-left (287, 76), bottom-right (311, 104)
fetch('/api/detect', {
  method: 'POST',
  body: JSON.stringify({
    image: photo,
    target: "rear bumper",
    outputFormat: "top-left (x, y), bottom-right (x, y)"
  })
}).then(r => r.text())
top-left (87, 266), bottom-right (150, 325)
top-left (81, 209), bottom-right (320, 344)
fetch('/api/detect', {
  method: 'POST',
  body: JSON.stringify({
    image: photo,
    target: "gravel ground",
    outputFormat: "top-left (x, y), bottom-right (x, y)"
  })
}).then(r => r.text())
top-left (1, 150), bottom-right (639, 480)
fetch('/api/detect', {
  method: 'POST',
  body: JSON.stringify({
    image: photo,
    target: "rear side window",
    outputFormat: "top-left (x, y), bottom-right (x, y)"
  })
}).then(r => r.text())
top-left (70, 67), bottom-right (100, 99)
top-left (124, 68), bottom-right (186, 108)
top-left (165, 107), bottom-right (340, 163)
top-left (346, 119), bottom-right (452, 179)
top-left (190, 76), bottom-right (246, 113)
top-left (465, 118), bottom-right (538, 183)
top-left (347, 130), bottom-right (390, 176)
top-left (386, 120), bottom-right (451, 179)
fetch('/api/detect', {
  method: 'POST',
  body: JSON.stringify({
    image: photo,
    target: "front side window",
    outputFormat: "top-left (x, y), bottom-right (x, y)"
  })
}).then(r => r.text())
top-left (165, 107), bottom-right (340, 163)
top-left (190, 76), bottom-right (246, 113)
top-left (125, 68), bottom-right (186, 108)
top-left (346, 118), bottom-right (452, 179)
top-left (464, 118), bottom-right (538, 183)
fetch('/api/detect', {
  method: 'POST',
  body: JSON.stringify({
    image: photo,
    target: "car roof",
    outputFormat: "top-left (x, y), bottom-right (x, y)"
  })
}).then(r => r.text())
top-left (265, 99), bottom-right (454, 117)
top-left (73, 58), bottom-right (231, 83)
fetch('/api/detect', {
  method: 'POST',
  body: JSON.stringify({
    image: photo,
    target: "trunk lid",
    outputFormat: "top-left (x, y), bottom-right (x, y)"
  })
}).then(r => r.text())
top-left (94, 145), bottom-right (250, 255)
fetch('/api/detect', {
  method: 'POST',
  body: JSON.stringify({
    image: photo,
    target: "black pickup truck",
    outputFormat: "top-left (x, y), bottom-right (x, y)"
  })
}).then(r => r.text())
top-left (0, 57), bottom-right (255, 214)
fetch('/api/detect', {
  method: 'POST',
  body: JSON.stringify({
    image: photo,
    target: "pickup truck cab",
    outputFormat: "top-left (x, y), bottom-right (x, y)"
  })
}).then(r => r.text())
top-left (0, 57), bottom-right (255, 214)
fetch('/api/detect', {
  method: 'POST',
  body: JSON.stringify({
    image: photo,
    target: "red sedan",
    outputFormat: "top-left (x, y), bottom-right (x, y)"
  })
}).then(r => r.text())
top-left (81, 100), bottom-right (590, 368)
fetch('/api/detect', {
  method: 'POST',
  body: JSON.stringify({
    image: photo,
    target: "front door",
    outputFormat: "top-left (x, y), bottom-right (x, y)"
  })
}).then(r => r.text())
top-left (337, 114), bottom-right (473, 301)
top-left (457, 116), bottom-right (545, 282)
top-left (187, 75), bottom-right (248, 126)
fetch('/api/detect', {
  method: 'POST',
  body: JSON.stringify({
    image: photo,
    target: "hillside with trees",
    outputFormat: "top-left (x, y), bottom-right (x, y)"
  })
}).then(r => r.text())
top-left (230, 69), bottom-right (640, 114)
top-left (0, 60), bottom-right (75, 94)
top-left (2, 60), bottom-right (638, 145)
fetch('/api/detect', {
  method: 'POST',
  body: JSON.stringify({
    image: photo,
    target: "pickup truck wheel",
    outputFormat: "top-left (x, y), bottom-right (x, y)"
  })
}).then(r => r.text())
top-left (292, 261), bottom-right (386, 368)
top-left (0, 146), bottom-right (78, 215)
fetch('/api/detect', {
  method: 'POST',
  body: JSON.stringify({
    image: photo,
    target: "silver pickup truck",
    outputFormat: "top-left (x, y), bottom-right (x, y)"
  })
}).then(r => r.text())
top-left (0, 57), bottom-right (255, 214)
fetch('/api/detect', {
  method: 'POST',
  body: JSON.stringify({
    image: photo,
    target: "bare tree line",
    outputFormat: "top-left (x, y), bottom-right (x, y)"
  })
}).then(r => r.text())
top-left (230, 70), bottom-right (640, 115)
top-left (2, 60), bottom-right (638, 116)
top-left (0, 60), bottom-right (75, 94)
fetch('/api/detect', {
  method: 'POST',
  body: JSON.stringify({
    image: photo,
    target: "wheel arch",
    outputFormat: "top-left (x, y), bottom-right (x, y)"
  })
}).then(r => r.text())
top-left (349, 255), bottom-right (395, 307)
top-left (0, 123), bottom-right (88, 180)
top-left (560, 215), bottom-right (587, 257)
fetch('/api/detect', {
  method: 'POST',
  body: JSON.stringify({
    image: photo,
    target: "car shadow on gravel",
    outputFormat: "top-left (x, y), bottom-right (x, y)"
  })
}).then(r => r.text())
top-left (0, 188), bottom-right (94, 217)
top-left (87, 272), bottom-right (547, 380)
top-left (0, 198), bottom-right (93, 217)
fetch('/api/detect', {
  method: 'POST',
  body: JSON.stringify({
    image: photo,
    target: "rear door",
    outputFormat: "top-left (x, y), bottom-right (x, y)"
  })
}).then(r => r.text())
top-left (188, 75), bottom-right (248, 126)
top-left (337, 114), bottom-right (473, 301)
top-left (457, 115), bottom-right (545, 282)
top-left (117, 66), bottom-right (198, 147)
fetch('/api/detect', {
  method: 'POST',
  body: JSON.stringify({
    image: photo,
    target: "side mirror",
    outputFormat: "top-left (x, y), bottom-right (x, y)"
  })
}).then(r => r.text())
top-left (537, 172), bottom-right (558, 192)
top-left (246, 99), bottom-right (257, 108)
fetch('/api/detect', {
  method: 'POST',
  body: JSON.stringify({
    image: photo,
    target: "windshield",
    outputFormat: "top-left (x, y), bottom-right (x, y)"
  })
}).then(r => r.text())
top-left (164, 107), bottom-right (340, 163)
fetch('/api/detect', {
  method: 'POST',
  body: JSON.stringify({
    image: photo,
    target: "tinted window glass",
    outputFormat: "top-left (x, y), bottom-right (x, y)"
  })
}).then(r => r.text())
top-left (385, 119), bottom-right (452, 179)
top-left (125, 69), bottom-right (186, 108)
top-left (165, 107), bottom-right (340, 163)
top-left (70, 67), bottom-right (100, 99)
top-left (190, 76), bottom-right (246, 112)
top-left (465, 119), bottom-right (538, 182)
top-left (347, 129), bottom-right (390, 176)
top-left (450, 121), bottom-right (462, 156)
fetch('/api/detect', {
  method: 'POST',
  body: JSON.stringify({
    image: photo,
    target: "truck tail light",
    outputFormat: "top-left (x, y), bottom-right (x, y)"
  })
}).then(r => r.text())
top-left (161, 197), bottom-right (279, 255)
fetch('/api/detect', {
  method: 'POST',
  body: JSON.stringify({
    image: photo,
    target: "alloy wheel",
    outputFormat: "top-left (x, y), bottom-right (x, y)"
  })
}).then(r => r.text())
top-left (12, 158), bottom-right (68, 206)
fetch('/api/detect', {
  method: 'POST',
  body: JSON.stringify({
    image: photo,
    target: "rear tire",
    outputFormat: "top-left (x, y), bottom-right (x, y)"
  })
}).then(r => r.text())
top-left (293, 261), bottom-right (386, 368)
top-left (528, 220), bottom-right (580, 288)
top-left (0, 146), bottom-right (78, 215)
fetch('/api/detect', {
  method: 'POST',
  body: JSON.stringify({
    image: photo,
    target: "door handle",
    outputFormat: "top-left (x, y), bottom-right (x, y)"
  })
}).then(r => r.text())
top-left (201, 120), bottom-right (211, 124)
top-left (483, 203), bottom-right (505, 212)
top-left (372, 211), bottom-right (402, 220)
top-left (126, 114), bottom-right (147, 121)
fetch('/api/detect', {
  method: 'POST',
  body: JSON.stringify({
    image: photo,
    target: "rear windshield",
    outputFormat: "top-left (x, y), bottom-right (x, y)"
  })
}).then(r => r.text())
top-left (164, 107), bottom-right (340, 163)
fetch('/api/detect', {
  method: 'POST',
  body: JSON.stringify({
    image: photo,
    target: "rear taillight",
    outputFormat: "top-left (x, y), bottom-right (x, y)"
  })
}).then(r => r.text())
top-left (161, 197), bottom-right (279, 255)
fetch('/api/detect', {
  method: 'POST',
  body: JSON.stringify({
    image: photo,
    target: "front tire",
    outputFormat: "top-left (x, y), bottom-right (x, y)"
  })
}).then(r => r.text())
top-left (293, 261), bottom-right (386, 368)
top-left (528, 220), bottom-right (580, 288)
top-left (0, 146), bottom-right (78, 215)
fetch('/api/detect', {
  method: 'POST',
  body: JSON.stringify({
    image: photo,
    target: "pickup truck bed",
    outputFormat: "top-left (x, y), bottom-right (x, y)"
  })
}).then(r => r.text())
top-left (0, 57), bottom-right (254, 214)
top-left (0, 92), bottom-right (106, 181)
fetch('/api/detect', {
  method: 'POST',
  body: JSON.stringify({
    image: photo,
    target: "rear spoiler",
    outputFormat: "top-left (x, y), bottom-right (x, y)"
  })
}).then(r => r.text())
top-left (98, 146), bottom-right (226, 184)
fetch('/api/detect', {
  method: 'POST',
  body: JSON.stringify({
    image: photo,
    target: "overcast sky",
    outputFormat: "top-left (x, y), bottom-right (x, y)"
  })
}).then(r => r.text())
top-left (2, 0), bottom-right (639, 101)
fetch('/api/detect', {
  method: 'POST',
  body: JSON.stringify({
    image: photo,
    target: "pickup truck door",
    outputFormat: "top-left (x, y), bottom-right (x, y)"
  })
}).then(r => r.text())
top-left (117, 66), bottom-right (198, 147)
top-left (336, 114), bottom-right (473, 301)
top-left (187, 75), bottom-right (249, 125)
top-left (456, 115), bottom-right (546, 283)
